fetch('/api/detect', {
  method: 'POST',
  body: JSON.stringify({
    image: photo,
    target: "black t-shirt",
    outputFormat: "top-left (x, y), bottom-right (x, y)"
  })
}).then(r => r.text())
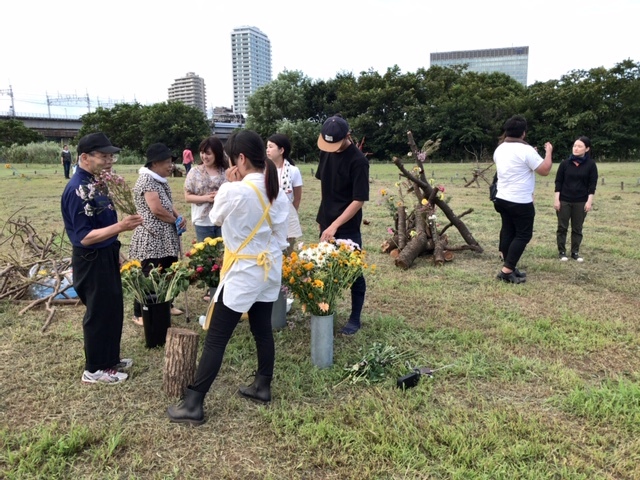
top-left (61, 150), bottom-right (72, 163)
top-left (315, 143), bottom-right (369, 234)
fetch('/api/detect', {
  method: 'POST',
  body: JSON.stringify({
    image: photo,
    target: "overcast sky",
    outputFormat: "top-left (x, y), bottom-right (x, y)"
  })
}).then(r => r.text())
top-left (2, 0), bottom-right (639, 117)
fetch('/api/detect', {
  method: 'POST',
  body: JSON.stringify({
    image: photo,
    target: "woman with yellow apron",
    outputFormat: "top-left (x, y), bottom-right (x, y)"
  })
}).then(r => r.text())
top-left (168, 130), bottom-right (289, 426)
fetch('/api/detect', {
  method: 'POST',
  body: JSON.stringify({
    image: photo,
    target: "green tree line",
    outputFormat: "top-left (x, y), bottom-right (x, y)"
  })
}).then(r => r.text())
top-left (77, 101), bottom-right (211, 157)
top-left (246, 59), bottom-right (640, 162)
top-left (3, 60), bottom-right (638, 162)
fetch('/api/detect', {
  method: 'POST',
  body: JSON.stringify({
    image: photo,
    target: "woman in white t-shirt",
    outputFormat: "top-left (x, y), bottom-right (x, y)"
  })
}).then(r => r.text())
top-left (266, 133), bottom-right (303, 251)
top-left (183, 136), bottom-right (229, 242)
top-left (493, 115), bottom-right (553, 284)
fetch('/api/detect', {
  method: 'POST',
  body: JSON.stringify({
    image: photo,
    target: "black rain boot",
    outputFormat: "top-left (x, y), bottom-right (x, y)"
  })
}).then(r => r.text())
top-left (238, 374), bottom-right (272, 404)
top-left (167, 387), bottom-right (206, 425)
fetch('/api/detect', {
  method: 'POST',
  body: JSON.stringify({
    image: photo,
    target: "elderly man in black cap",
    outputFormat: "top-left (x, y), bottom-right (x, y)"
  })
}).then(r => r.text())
top-left (316, 115), bottom-right (370, 335)
top-left (61, 132), bottom-right (143, 384)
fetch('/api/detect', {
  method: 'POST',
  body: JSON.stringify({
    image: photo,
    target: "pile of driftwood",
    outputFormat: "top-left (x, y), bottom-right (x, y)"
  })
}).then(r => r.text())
top-left (381, 132), bottom-right (484, 269)
top-left (0, 211), bottom-right (78, 331)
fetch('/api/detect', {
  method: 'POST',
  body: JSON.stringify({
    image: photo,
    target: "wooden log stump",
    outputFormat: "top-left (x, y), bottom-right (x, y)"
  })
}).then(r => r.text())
top-left (397, 206), bottom-right (407, 250)
top-left (163, 327), bottom-right (199, 398)
top-left (428, 215), bottom-right (446, 266)
top-left (395, 212), bottom-right (432, 269)
top-left (381, 237), bottom-right (399, 254)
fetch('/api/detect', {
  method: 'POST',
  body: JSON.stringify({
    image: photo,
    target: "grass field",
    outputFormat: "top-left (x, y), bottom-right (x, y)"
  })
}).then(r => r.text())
top-left (1, 160), bottom-right (640, 479)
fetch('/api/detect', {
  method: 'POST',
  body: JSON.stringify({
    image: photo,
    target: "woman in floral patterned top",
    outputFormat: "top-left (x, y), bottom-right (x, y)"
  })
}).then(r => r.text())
top-left (129, 143), bottom-right (186, 324)
top-left (183, 136), bottom-right (229, 242)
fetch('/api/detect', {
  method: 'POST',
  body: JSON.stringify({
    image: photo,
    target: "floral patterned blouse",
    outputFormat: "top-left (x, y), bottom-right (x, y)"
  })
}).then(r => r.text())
top-left (183, 164), bottom-right (227, 225)
top-left (129, 173), bottom-right (180, 260)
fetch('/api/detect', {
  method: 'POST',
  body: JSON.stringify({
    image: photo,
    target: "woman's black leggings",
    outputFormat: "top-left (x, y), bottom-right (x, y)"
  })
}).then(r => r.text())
top-left (191, 287), bottom-right (274, 394)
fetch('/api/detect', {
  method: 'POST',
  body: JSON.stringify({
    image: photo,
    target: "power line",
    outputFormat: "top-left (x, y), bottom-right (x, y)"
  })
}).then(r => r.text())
top-left (1, 85), bottom-right (141, 117)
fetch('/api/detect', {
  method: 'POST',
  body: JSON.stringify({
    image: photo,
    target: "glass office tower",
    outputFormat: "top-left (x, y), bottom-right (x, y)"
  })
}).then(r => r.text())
top-left (430, 46), bottom-right (529, 86)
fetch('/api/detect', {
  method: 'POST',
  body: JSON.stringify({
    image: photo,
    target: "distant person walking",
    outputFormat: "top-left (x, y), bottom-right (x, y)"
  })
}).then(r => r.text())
top-left (493, 115), bottom-right (553, 284)
top-left (61, 144), bottom-right (72, 179)
top-left (182, 146), bottom-right (194, 174)
top-left (61, 132), bottom-right (143, 384)
top-left (554, 136), bottom-right (598, 263)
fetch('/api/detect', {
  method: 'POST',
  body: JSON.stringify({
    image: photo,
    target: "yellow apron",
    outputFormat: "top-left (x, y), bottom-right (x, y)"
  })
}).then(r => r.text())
top-left (204, 182), bottom-right (272, 330)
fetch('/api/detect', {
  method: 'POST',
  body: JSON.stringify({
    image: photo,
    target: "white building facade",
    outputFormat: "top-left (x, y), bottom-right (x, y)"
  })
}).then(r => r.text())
top-left (231, 26), bottom-right (272, 116)
top-left (168, 72), bottom-right (207, 114)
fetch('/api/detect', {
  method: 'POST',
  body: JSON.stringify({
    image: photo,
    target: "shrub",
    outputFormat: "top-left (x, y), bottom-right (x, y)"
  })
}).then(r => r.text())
top-left (0, 142), bottom-right (62, 164)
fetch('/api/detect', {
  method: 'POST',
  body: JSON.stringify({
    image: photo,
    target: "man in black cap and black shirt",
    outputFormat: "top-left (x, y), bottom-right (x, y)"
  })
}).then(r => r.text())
top-left (61, 132), bottom-right (143, 384)
top-left (316, 115), bottom-right (369, 335)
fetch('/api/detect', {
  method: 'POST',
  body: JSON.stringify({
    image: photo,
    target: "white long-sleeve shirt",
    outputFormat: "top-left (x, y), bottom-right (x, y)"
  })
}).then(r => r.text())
top-left (209, 172), bottom-right (290, 312)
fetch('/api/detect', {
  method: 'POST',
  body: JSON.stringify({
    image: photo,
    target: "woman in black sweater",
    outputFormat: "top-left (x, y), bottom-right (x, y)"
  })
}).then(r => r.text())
top-left (554, 136), bottom-right (598, 262)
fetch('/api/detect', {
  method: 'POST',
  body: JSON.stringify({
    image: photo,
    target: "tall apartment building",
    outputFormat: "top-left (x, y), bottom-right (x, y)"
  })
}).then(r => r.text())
top-left (430, 46), bottom-right (529, 86)
top-left (167, 72), bottom-right (207, 115)
top-left (231, 26), bottom-right (272, 116)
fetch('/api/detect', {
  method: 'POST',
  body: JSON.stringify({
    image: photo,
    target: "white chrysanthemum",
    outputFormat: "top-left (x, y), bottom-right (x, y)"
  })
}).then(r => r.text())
top-left (335, 238), bottom-right (360, 251)
top-left (299, 242), bottom-right (337, 267)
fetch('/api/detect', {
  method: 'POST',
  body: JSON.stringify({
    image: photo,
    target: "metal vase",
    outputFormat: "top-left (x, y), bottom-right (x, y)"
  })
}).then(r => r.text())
top-left (270, 289), bottom-right (287, 330)
top-left (310, 314), bottom-right (334, 368)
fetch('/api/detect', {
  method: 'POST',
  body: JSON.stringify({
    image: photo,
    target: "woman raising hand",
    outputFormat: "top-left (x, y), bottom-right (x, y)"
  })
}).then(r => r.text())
top-left (168, 130), bottom-right (289, 426)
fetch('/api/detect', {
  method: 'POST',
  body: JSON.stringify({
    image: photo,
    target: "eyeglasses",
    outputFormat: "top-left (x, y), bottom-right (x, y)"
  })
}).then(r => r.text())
top-left (88, 152), bottom-right (117, 162)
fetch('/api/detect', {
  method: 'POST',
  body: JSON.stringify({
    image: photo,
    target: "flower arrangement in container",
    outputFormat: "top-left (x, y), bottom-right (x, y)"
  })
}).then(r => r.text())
top-left (120, 259), bottom-right (192, 305)
top-left (185, 237), bottom-right (225, 288)
top-left (282, 239), bottom-right (374, 316)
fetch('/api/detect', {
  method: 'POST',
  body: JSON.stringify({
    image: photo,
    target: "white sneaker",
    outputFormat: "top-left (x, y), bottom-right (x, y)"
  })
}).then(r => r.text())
top-left (571, 253), bottom-right (584, 263)
top-left (82, 369), bottom-right (128, 384)
top-left (559, 252), bottom-right (568, 261)
top-left (114, 358), bottom-right (133, 371)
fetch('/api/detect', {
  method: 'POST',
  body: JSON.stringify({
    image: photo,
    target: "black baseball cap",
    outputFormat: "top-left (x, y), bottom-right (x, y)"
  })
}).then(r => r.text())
top-left (317, 116), bottom-right (350, 153)
top-left (77, 132), bottom-right (121, 155)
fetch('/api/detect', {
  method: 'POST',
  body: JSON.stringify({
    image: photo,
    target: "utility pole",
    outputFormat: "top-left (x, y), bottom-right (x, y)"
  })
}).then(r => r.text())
top-left (0, 85), bottom-right (16, 116)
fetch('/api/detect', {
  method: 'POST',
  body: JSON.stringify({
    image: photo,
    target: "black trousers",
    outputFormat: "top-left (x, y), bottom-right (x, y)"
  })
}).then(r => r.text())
top-left (133, 256), bottom-right (178, 318)
top-left (63, 161), bottom-right (71, 179)
top-left (556, 201), bottom-right (587, 254)
top-left (191, 287), bottom-right (274, 394)
top-left (72, 242), bottom-right (123, 372)
top-left (493, 198), bottom-right (535, 270)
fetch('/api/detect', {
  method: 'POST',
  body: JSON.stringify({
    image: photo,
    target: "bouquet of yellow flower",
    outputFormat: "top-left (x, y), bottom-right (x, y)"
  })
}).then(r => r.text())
top-left (185, 237), bottom-right (224, 288)
top-left (282, 240), bottom-right (373, 316)
top-left (120, 259), bottom-right (191, 304)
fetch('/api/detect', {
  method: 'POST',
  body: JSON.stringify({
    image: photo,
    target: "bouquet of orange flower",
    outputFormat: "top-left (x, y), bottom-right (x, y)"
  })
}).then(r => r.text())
top-left (185, 236), bottom-right (225, 288)
top-left (120, 259), bottom-right (191, 304)
top-left (282, 240), bottom-right (373, 316)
